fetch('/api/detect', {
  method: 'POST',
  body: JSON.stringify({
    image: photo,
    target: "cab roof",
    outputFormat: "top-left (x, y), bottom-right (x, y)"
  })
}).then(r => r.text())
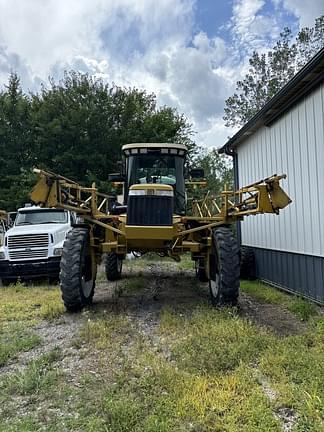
top-left (17, 206), bottom-right (66, 212)
top-left (122, 143), bottom-right (187, 155)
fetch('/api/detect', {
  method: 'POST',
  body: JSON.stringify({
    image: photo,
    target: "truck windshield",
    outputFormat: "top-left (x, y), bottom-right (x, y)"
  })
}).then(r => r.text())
top-left (15, 210), bottom-right (68, 225)
top-left (126, 153), bottom-right (186, 214)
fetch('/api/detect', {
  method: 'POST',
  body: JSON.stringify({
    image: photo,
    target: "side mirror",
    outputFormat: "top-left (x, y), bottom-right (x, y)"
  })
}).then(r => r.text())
top-left (190, 168), bottom-right (205, 179)
top-left (108, 173), bottom-right (125, 182)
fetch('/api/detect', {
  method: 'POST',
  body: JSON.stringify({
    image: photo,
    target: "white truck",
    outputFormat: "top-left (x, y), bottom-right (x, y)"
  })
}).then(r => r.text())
top-left (0, 206), bottom-right (74, 285)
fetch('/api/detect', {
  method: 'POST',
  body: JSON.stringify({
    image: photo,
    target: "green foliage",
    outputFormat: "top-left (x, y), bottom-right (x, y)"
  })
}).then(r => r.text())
top-left (0, 71), bottom-right (195, 209)
top-left (195, 148), bottom-right (234, 195)
top-left (0, 73), bottom-right (34, 210)
top-left (224, 15), bottom-right (324, 127)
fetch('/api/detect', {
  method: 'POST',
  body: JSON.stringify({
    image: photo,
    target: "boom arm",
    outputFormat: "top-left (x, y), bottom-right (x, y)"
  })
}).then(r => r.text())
top-left (190, 174), bottom-right (292, 222)
top-left (30, 169), bottom-right (291, 226)
top-left (0, 210), bottom-right (7, 222)
top-left (30, 169), bottom-right (125, 235)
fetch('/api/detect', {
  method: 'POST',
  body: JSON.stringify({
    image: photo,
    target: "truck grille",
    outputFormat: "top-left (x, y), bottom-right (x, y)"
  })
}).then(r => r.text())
top-left (9, 249), bottom-right (48, 260)
top-left (8, 234), bottom-right (49, 248)
top-left (8, 234), bottom-right (49, 260)
top-left (127, 196), bottom-right (173, 226)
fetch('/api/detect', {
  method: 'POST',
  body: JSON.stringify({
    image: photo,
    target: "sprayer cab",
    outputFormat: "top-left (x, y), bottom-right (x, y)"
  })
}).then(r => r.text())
top-left (120, 143), bottom-right (188, 216)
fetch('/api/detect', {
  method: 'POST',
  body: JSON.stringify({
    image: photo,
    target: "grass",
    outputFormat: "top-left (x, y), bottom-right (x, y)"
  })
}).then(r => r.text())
top-left (0, 348), bottom-right (62, 396)
top-left (0, 280), bottom-right (64, 368)
top-left (4, 306), bottom-right (321, 431)
top-left (0, 258), bottom-right (323, 431)
top-left (0, 323), bottom-right (41, 366)
top-left (123, 277), bottom-right (146, 294)
top-left (0, 280), bottom-right (65, 323)
top-left (286, 297), bottom-right (318, 321)
top-left (160, 306), bottom-right (273, 374)
top-left (240, 280), bottom-right (318, 321)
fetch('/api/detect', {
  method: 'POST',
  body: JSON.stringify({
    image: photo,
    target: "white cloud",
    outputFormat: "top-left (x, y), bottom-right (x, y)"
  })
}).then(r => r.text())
top-left (280, 0), bottom-right (324, 27)
top-left (0, 0), bottom-right (108, 77)
top-left (232, 0), bottom-right (266, 35)
top-left (0, 0), bottom-right (194, 78)
top-left (0, 44), bottom-right (40, 90)
top-left (197, 118), bottom-right (235, 149)
top-left (130, 31), bottom-right (230, 123)
top-left (230, 0), bottom-right (283, 57)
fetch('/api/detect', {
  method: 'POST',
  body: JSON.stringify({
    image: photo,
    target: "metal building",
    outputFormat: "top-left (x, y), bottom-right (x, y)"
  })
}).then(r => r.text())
top-left (220, 48), bottom-right (324, 304)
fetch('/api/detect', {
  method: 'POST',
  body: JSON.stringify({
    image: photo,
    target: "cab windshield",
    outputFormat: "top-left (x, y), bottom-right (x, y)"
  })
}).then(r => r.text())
top-left (15, 210), bottom-right (68, 226)
top-left (126, 153), bottom-right (186, 214)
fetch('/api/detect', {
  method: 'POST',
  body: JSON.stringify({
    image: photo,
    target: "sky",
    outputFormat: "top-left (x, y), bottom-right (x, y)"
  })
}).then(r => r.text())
top-left (0, 0), bottom-right (323, 149)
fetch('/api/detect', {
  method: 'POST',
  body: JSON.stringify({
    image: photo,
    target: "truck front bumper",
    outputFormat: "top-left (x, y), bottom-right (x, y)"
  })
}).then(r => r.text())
top-left (0, 257), bottom-right (61, 280)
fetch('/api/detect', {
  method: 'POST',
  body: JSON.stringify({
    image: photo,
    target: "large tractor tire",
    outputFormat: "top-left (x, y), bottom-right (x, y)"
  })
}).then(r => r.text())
top-left (209, 227), bottom-right (240, 306)
top-left (240, 246), bottom-right (256, 280)
top-left (60, 228), bottom-right (96, 312)
top-left (105, 252), bottom-right (123, 281)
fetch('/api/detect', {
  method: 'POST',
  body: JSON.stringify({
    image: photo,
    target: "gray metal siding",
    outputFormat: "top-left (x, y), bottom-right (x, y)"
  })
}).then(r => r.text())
top-left (238, 82), bottom-right (324, 257)
top-left (252, 247), bottom-right (324, 304)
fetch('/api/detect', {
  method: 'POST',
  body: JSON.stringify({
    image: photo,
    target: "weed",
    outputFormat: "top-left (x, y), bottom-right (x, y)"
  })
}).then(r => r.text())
top-left (287, 297), bottom-right (317, 321)
top-left (177, 253), bottom-right (194, 270)
top-left (241, 280), bottom-right (318, 321)
top-left (240, 280), bottom-right (287, 304)
top-left (0, 323), bottom-right (41, 366)
top-left (0, 282), bottom-right (65, 323)
top-left (78, 314), bottom-right (133, 349)
top-left (123, 277), bottom-right (145, 294)
top-left (0, 417), bottom-right (41, 432)
top-left (0, 348), bottom-right (62, 396)
top-left (160, 305), bottom-right (272, 375)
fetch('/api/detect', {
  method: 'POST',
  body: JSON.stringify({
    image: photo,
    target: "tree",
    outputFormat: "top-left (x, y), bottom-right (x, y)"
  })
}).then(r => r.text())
top-left (224, 15), bottom-right (324, 127)
top-left (0, 73), bottom-right (34, 211)
top-left (0, 71), bottom-right (195, 209)
top-left (195, 148), bottom-right (233, 196)
top-left (30, 72), bottom-right (195, 190)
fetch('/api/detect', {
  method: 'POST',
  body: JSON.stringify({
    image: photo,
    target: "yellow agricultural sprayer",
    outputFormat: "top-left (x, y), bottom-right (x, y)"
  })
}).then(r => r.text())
top-left (30, 143), bottom-right (291, 311)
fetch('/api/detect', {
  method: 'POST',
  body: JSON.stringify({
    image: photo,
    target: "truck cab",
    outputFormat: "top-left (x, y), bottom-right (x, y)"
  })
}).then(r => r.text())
top-left (0, 206), bottom-right (74, 285)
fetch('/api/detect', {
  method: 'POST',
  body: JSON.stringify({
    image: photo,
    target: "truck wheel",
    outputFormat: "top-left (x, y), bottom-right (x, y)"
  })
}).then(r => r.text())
top-left (240, 246), bottom-right (256, 280)
top-left (195, 258), bottom-right (209, 282)
top-left (105, 252), bottom-right (123, 281)
top-left (60, 228), bottom-right (96, 312)
top-left (209, 227), bottom-right (240, 306)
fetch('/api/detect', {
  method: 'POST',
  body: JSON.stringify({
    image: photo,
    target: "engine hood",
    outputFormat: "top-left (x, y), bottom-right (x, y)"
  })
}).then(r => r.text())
top-left (6, 223), bottom-right (70, 237)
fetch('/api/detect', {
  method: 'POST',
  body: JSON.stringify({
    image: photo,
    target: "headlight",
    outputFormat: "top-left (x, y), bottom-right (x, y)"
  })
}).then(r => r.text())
top-left (53, 248), bottom-right (63, 256)
top-left (0, 251), bottom-right (5, 260)
top-left (129, 189), bottom-right (173, 196)
top-left (155, 190), bottom-right (173, 197)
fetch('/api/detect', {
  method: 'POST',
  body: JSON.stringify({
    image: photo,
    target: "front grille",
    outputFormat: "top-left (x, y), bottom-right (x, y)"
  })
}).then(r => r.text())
top-left (8, 234), bottom-right (49, 249)
top-left (9, 250), bottom-right (48, 260)
top-left (8, 234), bottom-right (49, 260)
top-left (127, 196), bottom-right (173, 226)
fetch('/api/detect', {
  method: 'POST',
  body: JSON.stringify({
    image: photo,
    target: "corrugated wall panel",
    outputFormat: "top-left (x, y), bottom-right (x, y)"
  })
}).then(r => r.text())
top-left (252, 247), bottom-right (324, 304)
top-left (238, 82), bottom-right (324, 257)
